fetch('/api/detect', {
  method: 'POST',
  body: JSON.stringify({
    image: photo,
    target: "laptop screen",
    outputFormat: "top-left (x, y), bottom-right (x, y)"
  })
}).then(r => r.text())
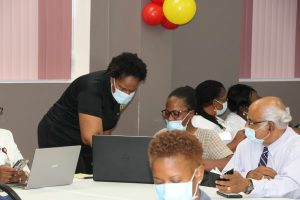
top-left (92, 135), bottom-right (154, 184)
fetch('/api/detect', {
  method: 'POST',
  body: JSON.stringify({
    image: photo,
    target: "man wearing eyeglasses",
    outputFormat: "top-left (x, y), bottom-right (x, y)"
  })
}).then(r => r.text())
top-left (215, 96), bottom-right (300, 198)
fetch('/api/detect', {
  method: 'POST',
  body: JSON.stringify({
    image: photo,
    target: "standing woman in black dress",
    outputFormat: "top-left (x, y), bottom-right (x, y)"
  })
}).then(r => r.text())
top-left (38, 52), bottom-right (147, 173)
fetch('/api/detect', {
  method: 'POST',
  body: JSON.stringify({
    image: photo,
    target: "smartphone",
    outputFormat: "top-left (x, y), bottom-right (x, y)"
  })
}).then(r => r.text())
top-left (217, 191), bottom-right (243, 198)
top-left (12, 159), bottom-right (29, 171)
top-left (217, 168), bottom-right (234, 181)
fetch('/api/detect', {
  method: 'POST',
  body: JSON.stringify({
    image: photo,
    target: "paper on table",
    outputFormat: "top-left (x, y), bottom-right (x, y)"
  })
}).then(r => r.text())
top-left (74, 173), bottom-right (93, 179)
top-left (210, 167), bottom-right (222, 175)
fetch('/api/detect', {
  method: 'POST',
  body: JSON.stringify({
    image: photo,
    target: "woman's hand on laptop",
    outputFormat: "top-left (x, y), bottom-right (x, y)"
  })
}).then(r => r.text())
top-left (0, 165), bottom-right (17, 183)
top-left (9, 170), bottom-right (28, 184)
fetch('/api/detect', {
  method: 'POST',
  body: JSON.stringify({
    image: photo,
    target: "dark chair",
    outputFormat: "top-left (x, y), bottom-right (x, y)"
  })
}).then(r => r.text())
top-left (0, 184), bottom-right (21, 200)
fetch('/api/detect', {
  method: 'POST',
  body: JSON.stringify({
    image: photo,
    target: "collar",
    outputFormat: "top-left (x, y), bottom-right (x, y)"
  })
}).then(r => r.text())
top-left (216, 116), bottom-right (225, 126)
top-left (191, 115), bottom-right (219, 130)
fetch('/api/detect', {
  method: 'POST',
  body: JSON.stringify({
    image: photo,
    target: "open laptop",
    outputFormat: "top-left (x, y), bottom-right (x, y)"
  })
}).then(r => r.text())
top-left (92, 135), bottom-right (153, 184)
top-left (14, 145), bottom-right (81, 189)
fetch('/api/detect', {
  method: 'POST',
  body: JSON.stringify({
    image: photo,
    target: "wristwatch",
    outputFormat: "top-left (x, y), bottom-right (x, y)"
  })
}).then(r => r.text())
top-left (245, 179), bottom-right (254, 194)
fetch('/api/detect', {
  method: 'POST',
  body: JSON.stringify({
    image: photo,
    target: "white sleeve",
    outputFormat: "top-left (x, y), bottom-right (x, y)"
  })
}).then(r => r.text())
top-left (222, 141), bottom-right (249, 177)
top-left (250, 149), bottom-right (300, 197)
top-left (7, 131), bottom-right (30, 173)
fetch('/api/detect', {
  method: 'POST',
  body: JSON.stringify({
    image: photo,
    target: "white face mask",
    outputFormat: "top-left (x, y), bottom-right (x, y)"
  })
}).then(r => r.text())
top-left (154, 169), bottom-right (200, 200)
top-left (111, 78), bottom-right (135, 105)
top-left (165, 111), bottom-right (191, 132)
top-left (214, 100), bottom-right (227, 116)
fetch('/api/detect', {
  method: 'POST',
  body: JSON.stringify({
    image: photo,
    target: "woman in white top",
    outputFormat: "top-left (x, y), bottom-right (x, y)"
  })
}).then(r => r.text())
top-left (193, 80), bottom-right (245, 152)
top-left (225, 84), bottom-right (260, 138)
top-left (0, 129), bottom-right (29, 184)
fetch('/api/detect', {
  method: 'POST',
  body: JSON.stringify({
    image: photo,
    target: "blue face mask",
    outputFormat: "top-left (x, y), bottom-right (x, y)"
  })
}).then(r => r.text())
top-left (245, 125), bottom-right (269, 144)
top-left (154, 170), bottom-right (199, 200)
top-left (111, 79), bottom-right (135, 105)
top-left (166, 112), bottom-right (190, 132)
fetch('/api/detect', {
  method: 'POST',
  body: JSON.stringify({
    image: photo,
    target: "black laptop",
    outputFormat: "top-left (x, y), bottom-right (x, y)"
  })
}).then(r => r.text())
top-left (92, 135), bottom-right (154, 184)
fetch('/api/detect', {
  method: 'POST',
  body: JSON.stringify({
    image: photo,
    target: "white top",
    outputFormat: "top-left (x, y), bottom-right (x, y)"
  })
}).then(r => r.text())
top-left (225, 112), bottom-right (246, 138)
top-left (223, 127), bottom-right (300, 198)
top-left (0, 128), bottom-right (29, 172)
top-left (191, 115), bottom-right (232, 143)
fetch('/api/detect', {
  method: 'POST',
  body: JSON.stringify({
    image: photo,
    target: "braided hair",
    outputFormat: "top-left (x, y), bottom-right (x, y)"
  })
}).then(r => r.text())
top-left (195, 80), bottom-right (225, 129)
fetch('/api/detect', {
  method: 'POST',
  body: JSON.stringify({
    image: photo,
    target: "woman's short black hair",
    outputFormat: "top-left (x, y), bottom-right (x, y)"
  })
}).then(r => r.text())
top-left (195, 80), bottom-right (225, 129)
top-left (168, 86), bottom-right (196, 110)
top-left (106, 52), bottom-right (147, 81)
top-left (227, 84), bottom-right (256, 113)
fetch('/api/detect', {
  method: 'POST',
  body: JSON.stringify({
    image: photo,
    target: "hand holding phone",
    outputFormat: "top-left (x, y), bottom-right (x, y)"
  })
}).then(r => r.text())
top-left (13, 159), bottom-right (29, 171)
top-left (217, 168), bottom-right (234, 181)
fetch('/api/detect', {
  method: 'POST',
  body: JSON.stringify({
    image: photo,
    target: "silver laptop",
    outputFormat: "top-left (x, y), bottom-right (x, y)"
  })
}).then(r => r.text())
top-left (19, 145), bottom-right (81, 189)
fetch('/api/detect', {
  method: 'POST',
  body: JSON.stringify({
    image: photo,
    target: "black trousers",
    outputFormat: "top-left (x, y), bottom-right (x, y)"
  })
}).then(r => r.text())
top-left (37, 117), bottom-right (93, 174)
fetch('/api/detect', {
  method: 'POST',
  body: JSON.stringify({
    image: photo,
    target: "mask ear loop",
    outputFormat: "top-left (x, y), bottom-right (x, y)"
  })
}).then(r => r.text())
top-left (191, 168), bottom-right (203, 200)
top-left (213, 99), bottom-right (219, 113)
top-left (193, 179), bottom-right (203, 200)
top-left (254, 122), bottom-right (270, 141)
top-left (181, 111), bottom-right (192, 127)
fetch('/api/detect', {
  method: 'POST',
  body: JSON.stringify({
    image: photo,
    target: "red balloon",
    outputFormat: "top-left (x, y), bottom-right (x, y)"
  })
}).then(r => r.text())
top-left (151, 0), bottom-right (164, 5)
top-left (161, 16), bottom-right (179, 30)
top-left (142, 3), bottom-right (164, 26)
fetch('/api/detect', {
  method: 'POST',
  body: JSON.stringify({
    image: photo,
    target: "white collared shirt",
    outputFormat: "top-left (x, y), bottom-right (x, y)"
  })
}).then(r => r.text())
top-left (0, 128), bottom-right (29, 172)
top-left (223, 127), bottom-right (300, 198)
top-left (225, 112), bottom-right (246, 138)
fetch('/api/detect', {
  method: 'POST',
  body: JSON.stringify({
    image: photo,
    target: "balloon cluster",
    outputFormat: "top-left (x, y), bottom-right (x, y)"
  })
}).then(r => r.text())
top-left (142, 0), bottom-right (197, 30)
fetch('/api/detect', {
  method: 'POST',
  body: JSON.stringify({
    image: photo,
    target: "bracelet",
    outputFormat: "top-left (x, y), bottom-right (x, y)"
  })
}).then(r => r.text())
top-left (245, 179), bottom-right (254, 194)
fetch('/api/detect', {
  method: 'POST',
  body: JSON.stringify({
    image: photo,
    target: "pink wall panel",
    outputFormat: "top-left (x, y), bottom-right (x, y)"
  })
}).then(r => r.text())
top-left (295, 0), bottom-right (300, 77)
top-left (0, 0), bottom-right (38, 80)
top-left (38, 0), bottom-right (72, 80)
top-left (251, 0), bottom-right (297, 79)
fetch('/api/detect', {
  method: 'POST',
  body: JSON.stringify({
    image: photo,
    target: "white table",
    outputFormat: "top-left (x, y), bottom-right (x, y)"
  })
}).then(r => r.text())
top-left (13, 179), bottom-right (156, 200)
top-left (10, 179), bottom-right (291, 200)
top-left (200, 186), bottom-right (294, 199)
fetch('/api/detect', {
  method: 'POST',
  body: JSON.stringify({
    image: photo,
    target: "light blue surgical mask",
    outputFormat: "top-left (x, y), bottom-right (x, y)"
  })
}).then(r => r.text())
top-left (214, 100), bottom-right (228, 116)
top-left (166, 112), bottom-right (191, 131)
top-left (245, 124), bottom-right (269, 144)
top-left (154, 170), bottom-right (199, 200)
top-left (111, 78), bottom-right (135, 105)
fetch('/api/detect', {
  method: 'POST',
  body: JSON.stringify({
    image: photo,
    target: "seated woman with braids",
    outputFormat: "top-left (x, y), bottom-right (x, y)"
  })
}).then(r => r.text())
top-left (192, 80), bottom-right (246, 152)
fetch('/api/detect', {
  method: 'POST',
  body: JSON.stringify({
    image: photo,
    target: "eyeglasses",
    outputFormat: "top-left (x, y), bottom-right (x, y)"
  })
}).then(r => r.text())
top-left (161, 109), bottom-right (190, 119)
top-left (246, 119), bottom-right (269, 126)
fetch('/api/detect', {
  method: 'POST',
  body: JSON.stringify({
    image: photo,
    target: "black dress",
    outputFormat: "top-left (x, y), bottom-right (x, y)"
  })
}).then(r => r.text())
top-left (38, 70), bottom-right (120, 173)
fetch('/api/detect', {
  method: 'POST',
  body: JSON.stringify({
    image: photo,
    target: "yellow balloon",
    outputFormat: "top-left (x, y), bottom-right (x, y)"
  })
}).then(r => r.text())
top-left (163, 0), bottom-right (197, 25)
